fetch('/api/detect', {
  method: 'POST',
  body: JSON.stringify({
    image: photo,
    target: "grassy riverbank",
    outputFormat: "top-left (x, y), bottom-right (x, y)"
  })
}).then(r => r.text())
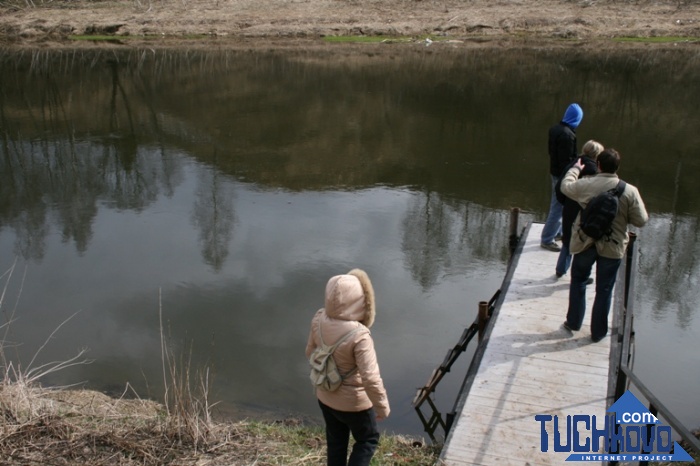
top-left (2, 377), bottom-right (697, 465)
top-left (0, 381), bottom-right (440, 465)
top-left (1, 0), bottom-right (699, 48)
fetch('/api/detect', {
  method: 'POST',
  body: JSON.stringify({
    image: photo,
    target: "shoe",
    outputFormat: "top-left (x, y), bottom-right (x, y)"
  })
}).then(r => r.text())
top-left (541, 242), bottom-right (561, 252)
top-left (556, 272), bottom-right (564, 278)
top-left (555, 235), bottom-right (563, 241)
top-left (591, 334), bottom-right (606, 343)
top-left (560, 322), bottom-right (574, 336)
top-left (585, 278), bottom-right (594, 285)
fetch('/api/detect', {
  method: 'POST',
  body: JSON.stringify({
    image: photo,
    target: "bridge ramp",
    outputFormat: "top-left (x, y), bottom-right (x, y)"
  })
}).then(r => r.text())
top-left (441, 222), bottom-right (612, 465)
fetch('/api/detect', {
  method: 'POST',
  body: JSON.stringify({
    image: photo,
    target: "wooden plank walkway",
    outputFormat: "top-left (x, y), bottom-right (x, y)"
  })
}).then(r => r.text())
top-left (440, 222), bottom-right (612, 465)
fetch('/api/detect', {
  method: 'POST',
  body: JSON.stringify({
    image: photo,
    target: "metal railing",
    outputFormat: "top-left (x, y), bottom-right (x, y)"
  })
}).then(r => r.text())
top-left (412, 209), bottom-right (526, 442)
top-left (609, 233), bottom-right (700, 464)
top-left (411, 293), bottom-right (499, 442)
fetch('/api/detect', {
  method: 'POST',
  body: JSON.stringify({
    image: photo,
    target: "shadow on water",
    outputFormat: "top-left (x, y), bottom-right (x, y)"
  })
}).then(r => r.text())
top-left (1, 45), bottom-right (700, 436)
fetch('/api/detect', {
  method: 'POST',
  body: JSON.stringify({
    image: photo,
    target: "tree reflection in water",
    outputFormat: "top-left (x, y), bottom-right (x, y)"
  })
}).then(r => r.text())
top-left (1, 46), bottom-right (700, 435)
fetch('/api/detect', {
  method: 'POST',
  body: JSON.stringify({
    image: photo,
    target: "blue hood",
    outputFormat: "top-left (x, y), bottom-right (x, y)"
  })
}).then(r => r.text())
top-left (562, 103), bottom-right (583, 128)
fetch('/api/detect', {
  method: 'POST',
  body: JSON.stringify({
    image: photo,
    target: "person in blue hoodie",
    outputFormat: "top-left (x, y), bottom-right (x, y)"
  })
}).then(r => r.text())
top-left (541, 103), bottom-right (584, 252)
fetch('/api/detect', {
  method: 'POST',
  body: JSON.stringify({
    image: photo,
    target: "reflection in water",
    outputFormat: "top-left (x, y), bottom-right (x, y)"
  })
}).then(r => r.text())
top-left (640, 214), bottom-right (700, 329)
top-left (1, 46), bottom-right (700, 435)
top-left (192, 165), bottom-right (236, 271)
top-left (0, 182), bottom-right (515, 436)
top-left (403, 191), bottom-right (452, 291)
top-left (402, 193), bottom-right (511, 292)
top-left (0, 139), bottom-right (183, 260)
top-left (3, 47), bottom-right (700, 212)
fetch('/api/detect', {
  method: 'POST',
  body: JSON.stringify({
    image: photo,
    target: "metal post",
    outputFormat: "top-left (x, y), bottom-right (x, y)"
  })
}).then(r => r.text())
top-left (624, 232), bottom-right (637, 308)
top-left (509, 207), bottom-right (520, 256)
top-left (478, 301), bottom-right (488, 342)
top-left (614, 232), bottom-right (638, 401)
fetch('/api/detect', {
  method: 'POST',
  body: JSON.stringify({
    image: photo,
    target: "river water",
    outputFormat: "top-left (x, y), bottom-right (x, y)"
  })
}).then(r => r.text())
top-left (0, 44), bottom-right (698, 439)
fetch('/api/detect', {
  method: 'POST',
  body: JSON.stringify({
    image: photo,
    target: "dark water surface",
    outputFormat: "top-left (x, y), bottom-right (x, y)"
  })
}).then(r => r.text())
top-left (1, 45), bottom-right (699, 438)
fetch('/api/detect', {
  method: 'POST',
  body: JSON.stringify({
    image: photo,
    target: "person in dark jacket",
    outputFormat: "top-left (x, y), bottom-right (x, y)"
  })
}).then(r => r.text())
top-left (555, 139), bottom-right (603, 277)
top-left (541, 103), bottom-right (583, 252)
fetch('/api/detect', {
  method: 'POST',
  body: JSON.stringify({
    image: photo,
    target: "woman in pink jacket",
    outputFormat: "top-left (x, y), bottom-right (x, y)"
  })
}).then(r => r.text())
top-left (305, 269), bottom-right (391, 466)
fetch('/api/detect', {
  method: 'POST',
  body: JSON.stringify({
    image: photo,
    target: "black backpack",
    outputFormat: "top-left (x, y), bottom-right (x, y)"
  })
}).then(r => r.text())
top-left (579, 180), bottom-right (626, 241)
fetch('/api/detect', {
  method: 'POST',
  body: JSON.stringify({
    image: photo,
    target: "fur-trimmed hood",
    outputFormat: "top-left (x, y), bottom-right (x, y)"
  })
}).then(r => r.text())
top-left (307, 268), bottom-right (388, 417)
top-left (323, 268), bottom-right (376, 328)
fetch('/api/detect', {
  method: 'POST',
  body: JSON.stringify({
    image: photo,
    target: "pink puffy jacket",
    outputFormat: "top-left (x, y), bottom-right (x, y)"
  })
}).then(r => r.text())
top-left (305, 269), bottom-right (390, 419)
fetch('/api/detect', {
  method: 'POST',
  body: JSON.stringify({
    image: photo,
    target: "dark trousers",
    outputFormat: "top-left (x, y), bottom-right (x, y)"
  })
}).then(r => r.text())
top-left (566, 246), bottom-right (622, 341)
top-left (318, 400), bottom-right (380, 466)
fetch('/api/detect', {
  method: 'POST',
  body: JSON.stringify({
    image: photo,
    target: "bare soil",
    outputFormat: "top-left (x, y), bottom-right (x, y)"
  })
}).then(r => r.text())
top-left (1, 0), bottom-right (700, 49)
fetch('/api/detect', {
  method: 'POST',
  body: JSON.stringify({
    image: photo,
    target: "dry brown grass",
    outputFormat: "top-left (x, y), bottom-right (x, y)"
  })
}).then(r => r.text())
top-left (2, 0), bottom-right (700, 46)
top-left (0, 385), bottom-right (440, 465)
top-left (657, 430), bottom-right (700, 466)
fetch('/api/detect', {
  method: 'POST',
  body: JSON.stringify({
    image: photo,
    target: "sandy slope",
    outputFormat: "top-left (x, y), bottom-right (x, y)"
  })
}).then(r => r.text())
top-left (1, 0), bottom-right (699, 47)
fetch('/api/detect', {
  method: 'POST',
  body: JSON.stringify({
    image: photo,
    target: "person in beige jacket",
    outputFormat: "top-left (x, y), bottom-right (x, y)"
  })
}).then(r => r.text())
top-left (560, 148), bottom-right (648, 342)
top-left (305, 269), bottom-right (390, 466)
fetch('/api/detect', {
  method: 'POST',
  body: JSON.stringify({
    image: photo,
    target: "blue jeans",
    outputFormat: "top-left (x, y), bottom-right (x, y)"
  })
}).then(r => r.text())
top-left (541, 175), bottom-right (563, 244)
top-left (556, 242), bottom-right (572, 277)
top-left (319, 400), bottom-right (380, 466)
top-left (566, 246), bottom-right (622, 341)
